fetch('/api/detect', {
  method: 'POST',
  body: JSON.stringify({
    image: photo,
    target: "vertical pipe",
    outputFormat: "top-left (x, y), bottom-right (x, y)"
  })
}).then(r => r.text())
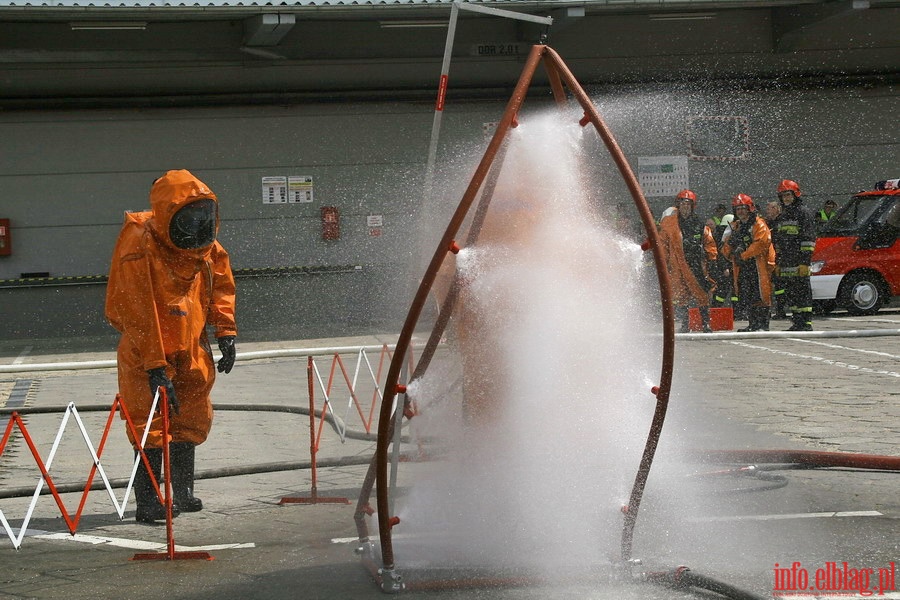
top-left (374, 44), bottom-right (548, 571)
top-left (540, 47), bottom-right (675, 562)
top-left (160, 388), bottom-right (175, 560)
top-left (423, 2), bottom-right (460, 198)
top-left (308, 356), bottom-right (318, 501)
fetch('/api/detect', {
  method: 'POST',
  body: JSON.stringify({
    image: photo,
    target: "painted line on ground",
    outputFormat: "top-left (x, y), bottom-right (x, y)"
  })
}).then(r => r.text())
top-left (725, 340), bottom-right (900, 378)
top-left (12, 346), bottom-right (32, 365)
top-left (27, 530), bottom-right (255, 550)
top-left (688, 510), bottom-right (883, 523)
top-left (792, 337), bottom-right (900, 360)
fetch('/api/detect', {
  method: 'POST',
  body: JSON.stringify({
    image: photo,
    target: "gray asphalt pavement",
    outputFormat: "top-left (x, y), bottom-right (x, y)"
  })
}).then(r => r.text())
top-left (0, 310), bottom-right (898, 600)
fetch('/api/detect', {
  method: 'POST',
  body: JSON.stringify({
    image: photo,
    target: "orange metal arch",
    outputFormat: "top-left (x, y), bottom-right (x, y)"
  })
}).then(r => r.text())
top-left (361, 44), bottom-right (676, 577)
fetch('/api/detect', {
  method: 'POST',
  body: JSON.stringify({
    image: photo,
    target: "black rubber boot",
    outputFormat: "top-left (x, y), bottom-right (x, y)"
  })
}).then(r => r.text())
top-left (757, 306), bottom-right (770, 331)
top-left (699, 306), bottom-right (712, 333)
top-left (787, 312), bottom-right (812, 331)
top-left (738, 310), bottom-right (757, 332)
top-left (134, 448), bottom-right (180, 524)
top-left (170, 442), bottom-right (203, 512)
top-left (773, 295), bottom-right (788, 319)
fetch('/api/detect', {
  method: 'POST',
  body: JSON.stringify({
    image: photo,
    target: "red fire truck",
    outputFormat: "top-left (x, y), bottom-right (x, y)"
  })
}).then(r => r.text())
top-left (810, 179), bottom-right (900, 315)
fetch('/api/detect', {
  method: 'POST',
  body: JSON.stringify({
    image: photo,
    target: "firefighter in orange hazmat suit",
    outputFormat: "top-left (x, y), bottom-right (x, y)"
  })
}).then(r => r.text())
top-left (105, 169), bottom-right (237, 523)
top-left (722, 193), bottom-right (773, 332)
top-left (658, 189), bottom-right (718, 333)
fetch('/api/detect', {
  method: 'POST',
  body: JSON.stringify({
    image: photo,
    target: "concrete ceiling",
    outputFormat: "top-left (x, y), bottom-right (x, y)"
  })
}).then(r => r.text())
top-left (0, 0), bottom-right (897, 106)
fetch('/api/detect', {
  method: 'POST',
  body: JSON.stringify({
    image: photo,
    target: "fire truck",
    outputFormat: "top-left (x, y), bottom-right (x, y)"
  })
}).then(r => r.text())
top-left (810, 179), bottom-right (900, 315)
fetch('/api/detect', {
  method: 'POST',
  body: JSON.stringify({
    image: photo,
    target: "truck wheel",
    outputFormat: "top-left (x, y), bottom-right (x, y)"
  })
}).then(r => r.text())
top-left (838, 272), bottom-right (885, 316)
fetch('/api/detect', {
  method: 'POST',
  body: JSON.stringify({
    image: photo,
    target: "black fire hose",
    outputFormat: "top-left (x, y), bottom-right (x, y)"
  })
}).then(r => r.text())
top-left (647, 566), bottom-right (768, 600)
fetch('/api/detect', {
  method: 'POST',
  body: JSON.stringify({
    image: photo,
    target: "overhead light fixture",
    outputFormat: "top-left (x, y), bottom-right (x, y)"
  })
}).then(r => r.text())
top-left (378, 19), bottom-right (447, 29)
top-left (70, 21), bottom-right (148, 30)
top-left (648, 12), bottom-right (716, 21)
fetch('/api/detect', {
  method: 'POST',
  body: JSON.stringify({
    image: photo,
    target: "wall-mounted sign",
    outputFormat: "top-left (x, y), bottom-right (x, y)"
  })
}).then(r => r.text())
top-left (261, 176), bottom-right (287, 204)
top-left (288, 176), bottom-right (314, 203)
top-left (470, 43), bottom-right (522, 57)
top-left (637, 156), bottom-right (689, 198)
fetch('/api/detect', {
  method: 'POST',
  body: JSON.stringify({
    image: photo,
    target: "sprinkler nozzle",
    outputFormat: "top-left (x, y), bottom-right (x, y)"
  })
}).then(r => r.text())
top-left (388, 516), bottom-right (401, 528)
top-left (448, 240), bottom-right (461, 254)
top-left (650, 386), bottom-right (660, 396)
top-left (620, 505), bottom-right (630, 514)
top-left (395, 384), bottom-right (407, 394)
top-left (579, 113), bottom-right (591, 127)
top-left (640, 239), bottom-right (651, 251)
top-left (511, 114), bottom-right (519, 128)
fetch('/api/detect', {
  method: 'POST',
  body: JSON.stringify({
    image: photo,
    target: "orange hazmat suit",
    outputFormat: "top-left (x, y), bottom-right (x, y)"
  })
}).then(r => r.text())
top-left (723, 215), bottom-right (773, 306)
top-left (105, 170), bottom-right (237, 448)
top-left (658, 209), bottom-right (718, 307)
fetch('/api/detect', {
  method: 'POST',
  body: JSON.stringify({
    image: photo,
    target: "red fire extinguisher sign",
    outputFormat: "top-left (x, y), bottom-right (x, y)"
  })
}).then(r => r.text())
top-left (0, 218), bottom-right (10, 256)
top-left (321, 207), bottom-right (340, 240)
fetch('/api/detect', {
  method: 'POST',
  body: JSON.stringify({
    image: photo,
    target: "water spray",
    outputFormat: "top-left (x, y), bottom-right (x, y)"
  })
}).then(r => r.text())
top-left (353, 43), bottom-right (679, 593)
top-left (352, 44), bottom-right (898, 599)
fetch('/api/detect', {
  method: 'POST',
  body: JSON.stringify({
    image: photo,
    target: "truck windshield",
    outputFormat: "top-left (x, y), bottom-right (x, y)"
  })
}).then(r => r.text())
top-left (819, 195), bottom-right (886, 237)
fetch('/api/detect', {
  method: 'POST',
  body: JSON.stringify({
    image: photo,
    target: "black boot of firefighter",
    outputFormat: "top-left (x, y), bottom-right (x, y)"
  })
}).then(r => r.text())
top-left (787, 311), bottom-right (813, 331)
top-left (756, 306), bottom-right (770, 331)
top-left (170, 442), bottom-right (203, 512)
top-left (134, 448), bottom-right (180, 524)
top-left (738, 309), bottom-right (757, 332)
top-left (699, 306), bottom-right (712, 333)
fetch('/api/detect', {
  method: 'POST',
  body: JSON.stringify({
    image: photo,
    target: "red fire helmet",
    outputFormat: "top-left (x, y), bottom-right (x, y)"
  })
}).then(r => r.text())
top-left (732, 193), bottom-right (756, 211)
top-left (777, 179), bottom-right (802, 197)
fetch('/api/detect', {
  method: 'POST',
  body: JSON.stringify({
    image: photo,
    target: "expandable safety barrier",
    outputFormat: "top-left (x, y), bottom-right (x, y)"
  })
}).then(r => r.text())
top-left (280, 346), bottom-right (415, 505)
top-left (0, 391), bottom-right (182, 553)
top-left (0, 343), bottom-right (413, 550)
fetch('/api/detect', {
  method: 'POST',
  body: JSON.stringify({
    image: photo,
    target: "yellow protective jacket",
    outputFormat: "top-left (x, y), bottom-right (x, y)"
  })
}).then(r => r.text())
top-left (105, 170), bottom-right (236, 448)
top-left (658, 210), bottom-right (718, 307)
top-left (722, 215), bottom-right (772, 307)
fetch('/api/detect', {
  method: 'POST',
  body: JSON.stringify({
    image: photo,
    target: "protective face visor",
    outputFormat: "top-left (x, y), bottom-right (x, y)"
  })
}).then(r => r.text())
top-left (169, 198), bottom-right (217, 249)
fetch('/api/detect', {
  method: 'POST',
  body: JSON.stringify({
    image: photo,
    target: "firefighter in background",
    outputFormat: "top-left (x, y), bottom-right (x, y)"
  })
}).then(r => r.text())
top-left (711, 213), bottom-right (734, 309)
top-left (659, 189), bottom-right (718, 333)
top-left (774, 179), bottom-right (816, 331)
top-left (709, 202), bottom-right (728, 228)
top-left (106, 169), bottom-right (237, 523)
top-left (817, 199), bottom-right (838, 232)
top-left (723, 194), bottom-right (773, 332)
top-left (764, 200), bottom-right (789, 320)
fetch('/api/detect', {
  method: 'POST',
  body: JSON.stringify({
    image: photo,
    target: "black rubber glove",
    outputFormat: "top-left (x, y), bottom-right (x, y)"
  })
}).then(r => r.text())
top-left (147, 367), bottom-right (179, 415)
top-left (217, 336), bottom-right (236, 374)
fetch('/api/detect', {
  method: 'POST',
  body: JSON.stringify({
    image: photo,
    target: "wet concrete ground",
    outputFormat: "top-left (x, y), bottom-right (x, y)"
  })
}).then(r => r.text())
top-left (0, 310), bottom-right (898, 600)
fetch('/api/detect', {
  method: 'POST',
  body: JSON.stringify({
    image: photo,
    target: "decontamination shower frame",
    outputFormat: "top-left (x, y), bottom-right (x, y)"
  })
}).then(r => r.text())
top-left (353, 44), bottom-right (678, 589)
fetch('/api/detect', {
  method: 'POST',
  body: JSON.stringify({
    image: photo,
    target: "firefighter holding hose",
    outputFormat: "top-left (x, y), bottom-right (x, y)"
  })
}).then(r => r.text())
top-left (723, 193), bottom-right (773, 332)
top-left (105, 169), bottom-right (237, 523)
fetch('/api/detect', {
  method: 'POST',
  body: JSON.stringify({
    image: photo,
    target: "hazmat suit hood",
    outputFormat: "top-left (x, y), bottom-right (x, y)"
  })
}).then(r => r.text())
top-left (148, 169), bottom-right (219, 255)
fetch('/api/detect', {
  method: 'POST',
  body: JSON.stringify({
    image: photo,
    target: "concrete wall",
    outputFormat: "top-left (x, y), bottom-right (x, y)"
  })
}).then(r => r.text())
top-left (0, 80), bottom-right (896, 342)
